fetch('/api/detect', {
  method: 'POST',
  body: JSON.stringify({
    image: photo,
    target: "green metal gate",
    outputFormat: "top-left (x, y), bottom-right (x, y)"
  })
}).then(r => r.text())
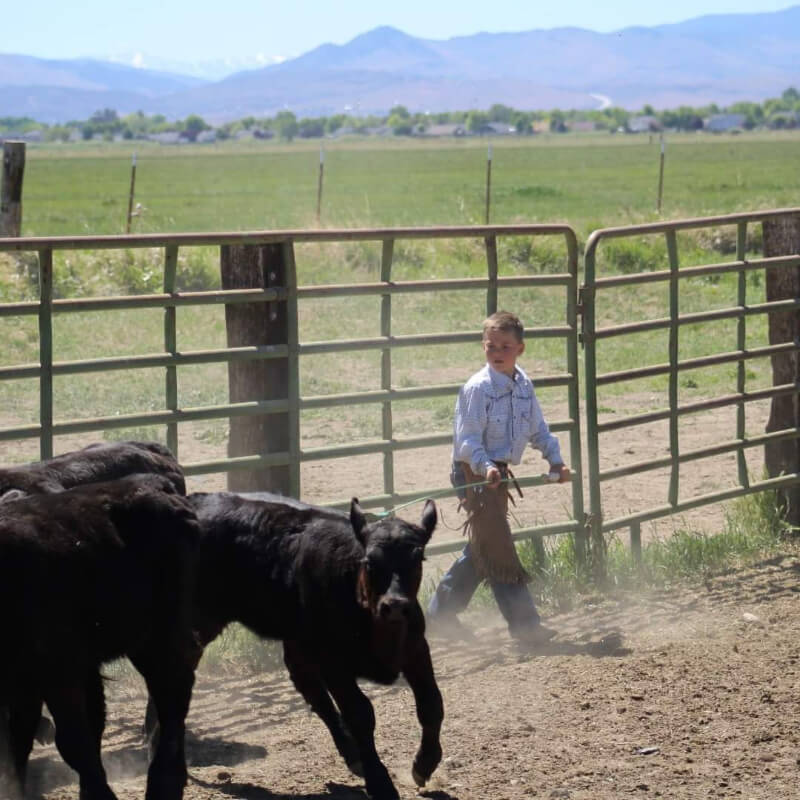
top-left (0, 224), bottom-right (585, 560)
top-left (582, 208), bottom-right (800, 555)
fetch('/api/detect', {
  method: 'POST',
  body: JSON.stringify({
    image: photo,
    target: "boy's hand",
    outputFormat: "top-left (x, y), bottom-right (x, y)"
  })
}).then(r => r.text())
top-left (486, 466), bottom-right (503, 489)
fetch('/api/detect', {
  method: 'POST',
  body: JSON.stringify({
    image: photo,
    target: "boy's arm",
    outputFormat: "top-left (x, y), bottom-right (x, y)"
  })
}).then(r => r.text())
top-left (453, 385), bottom-right (495, 478)
top-left (529, 391), bottom-right (564, 470)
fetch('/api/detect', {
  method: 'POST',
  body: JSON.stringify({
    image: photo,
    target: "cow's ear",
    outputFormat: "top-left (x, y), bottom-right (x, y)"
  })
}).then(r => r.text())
top-left (350, 497), bottom-right (368, 546)
top-left (419, 499), bottom-right (437, 542)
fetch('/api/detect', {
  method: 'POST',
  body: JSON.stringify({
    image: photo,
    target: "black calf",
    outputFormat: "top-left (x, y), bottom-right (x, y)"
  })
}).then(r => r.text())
top-left (0, 475), bottom-right (201, 800)
top-left (149, 491), bottom-right (443, 800)
top-left (0, 440), bottom-right (185, 499)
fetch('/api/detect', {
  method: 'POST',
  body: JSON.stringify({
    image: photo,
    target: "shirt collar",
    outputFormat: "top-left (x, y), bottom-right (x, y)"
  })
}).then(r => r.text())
top-left (487, 364), bottom-right (518, 387)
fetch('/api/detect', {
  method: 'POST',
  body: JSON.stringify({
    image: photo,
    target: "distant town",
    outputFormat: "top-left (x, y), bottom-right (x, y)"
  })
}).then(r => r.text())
top-left (2, 89), bottom-right (799, 145)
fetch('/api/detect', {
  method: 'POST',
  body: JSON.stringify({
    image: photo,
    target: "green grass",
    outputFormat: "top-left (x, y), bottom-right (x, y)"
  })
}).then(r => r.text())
top-left (17, 130), bottom-right (800, 237)
top-left (508, 487), bottom-right (789, 614)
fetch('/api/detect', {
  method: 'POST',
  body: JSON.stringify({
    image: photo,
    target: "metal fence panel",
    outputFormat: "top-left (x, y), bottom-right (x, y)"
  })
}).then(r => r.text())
top-left (582, 208), bottom-right (800, 551)
top-left (0, 224), bottom-right (584, 560)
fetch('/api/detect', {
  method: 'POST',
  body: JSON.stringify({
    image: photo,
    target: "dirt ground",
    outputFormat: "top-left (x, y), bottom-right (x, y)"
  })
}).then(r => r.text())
top-left (27, 548), bottom-right (800, 800)
top-left (9, 393), bottom-right (796, 800)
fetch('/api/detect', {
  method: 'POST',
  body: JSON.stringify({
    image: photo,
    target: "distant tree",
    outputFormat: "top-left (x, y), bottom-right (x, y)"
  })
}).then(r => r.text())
top-left (387, 113), bottom-right (413, 135)
top-left (549, 110), bottom-right (567, 133)
top-left (181, 114), bottom-right (210, 141)
top-left (488, 104), bottom-right (514, 122)
top-left (466, 110), bottom-right (489, 133)
top-left (90, 108), bottom-right (118, 124)
top-left (512, 112), bottom-right (532, 134)
top-left (389, 105), bottom-right (410, 119)
top-left (782, 87), bottom-right (800, 104)
top-left (274, 111), bottom-right (299, 141)
top-left (298, 117), bottom-right (325, 138)
top-left (642, 104), bottom-right (655, 116)
top-left (325, 114), bottom-right (348, 134)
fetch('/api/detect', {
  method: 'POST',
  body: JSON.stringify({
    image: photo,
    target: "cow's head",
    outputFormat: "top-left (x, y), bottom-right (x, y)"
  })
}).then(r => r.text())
top-left (351, 499), bottom-right (436, 673)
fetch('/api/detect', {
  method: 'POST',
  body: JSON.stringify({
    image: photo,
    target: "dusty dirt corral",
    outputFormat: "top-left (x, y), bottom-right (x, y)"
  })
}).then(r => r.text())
top-left (28, 548), bottom-right (800, 800)
top-left (7, 390), bottom-right (792, 800)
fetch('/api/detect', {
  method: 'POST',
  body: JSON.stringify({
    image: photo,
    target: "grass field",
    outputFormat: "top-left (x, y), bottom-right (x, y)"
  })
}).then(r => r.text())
top-left (18, 130), bottom-right (800, 237)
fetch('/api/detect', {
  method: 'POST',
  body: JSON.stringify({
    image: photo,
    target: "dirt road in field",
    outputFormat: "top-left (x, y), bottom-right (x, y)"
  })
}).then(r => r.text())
top-left (29, 548), bottom-right (800, 800)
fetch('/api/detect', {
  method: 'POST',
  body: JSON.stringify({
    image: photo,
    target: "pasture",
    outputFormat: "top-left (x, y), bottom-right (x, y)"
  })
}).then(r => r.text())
top-left (17, 130), bottom-right (800, 236)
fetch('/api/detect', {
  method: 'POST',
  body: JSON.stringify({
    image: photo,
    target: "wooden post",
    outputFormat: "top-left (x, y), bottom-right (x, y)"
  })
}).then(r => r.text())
top-left (763, 214), bottom-right (800, 526)
top-left (221, 243), bottom-right (290, 493)
top-left (125, 152), bottom-right (137, 233)
top-left (0, 141), bottom-right (25, 237)
top-left (656, 135), bottom-right (665, 214)
top-left (484, 143), bottom-right (492, 225)
top-left (316, 146), bottom-right (324, 226)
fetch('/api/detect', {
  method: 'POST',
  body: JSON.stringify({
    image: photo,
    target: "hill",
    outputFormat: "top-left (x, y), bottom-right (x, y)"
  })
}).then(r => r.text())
top-left (3, 6), bottom-right (800, 123)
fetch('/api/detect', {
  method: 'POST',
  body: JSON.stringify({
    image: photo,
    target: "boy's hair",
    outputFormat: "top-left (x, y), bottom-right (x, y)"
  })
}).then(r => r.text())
top-left (482, 310), bottom-right (524, 342)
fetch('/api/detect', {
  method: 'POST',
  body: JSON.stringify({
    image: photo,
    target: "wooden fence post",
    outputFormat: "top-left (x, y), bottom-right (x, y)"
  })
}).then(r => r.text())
top-left (763, 214), bottom-right (800, 526)
top-left (221, 243), bottom-right (290, 493)
top-left (0, 141), bottom-right (25, 237)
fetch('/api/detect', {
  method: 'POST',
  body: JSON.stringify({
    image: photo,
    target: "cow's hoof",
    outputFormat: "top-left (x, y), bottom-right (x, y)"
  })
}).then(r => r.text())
top-left (411, 766), bottom-right (427, 787)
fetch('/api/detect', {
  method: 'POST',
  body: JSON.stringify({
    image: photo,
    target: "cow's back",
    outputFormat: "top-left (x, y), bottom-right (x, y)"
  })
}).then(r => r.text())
top-left (0, 440), bottom-right (186, 497)
top-left (0, 475), bottom-right (198, 678)
top-left (189, 492), bottom-right (362, 644)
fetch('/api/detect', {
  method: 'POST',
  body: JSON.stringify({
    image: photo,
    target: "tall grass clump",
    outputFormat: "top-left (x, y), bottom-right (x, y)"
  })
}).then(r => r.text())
top-left (509, 488), bottom-right (789, 613)
top-left (199, 623), bottom-right (283, 675)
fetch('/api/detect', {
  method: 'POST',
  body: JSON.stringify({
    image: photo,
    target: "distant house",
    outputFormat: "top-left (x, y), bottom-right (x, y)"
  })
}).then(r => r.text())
top-left (628, 115), bottom-right (662, 133)
top-left (196, 130), bottom-right (217, 143)
top-left (329, 126), bottom-right (358, 138)
top-left (0, 130), bottom-right (43, 143)
top-left (767, 110), bottom-right (800, 129)
top-left (485, 122), bottom-right (516, 135)
top-left (147, 131), bottom-right (182, 145)
top-left (568, 120), bottom-right (597, 133)
top-left (705, 113), bottom-right (746, 132)
top-left (423, 123), bottom-right (467, 137)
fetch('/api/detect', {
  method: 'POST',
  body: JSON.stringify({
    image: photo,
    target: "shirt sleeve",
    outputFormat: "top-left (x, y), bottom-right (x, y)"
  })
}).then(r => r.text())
top-left (529, 389), bottom-right (563, 468)
top-left (453, 384), bottom-right (495, 477)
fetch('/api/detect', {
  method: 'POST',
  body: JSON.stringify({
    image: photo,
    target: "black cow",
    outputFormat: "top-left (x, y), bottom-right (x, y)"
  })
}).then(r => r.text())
top-left (0, 440), bottom-right (185, 499)
top-left (149, 491), bottom-right (442, 800)
top-left (0, 474), bottom-right (201, 800)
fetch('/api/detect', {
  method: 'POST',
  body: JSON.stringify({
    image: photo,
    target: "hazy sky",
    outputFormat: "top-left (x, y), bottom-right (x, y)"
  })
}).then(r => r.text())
top-left (6, 0), bottom-right (796, 65)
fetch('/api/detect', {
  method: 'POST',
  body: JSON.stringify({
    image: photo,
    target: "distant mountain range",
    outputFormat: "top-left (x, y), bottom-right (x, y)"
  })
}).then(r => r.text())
top-left (3, 6), bottom-right (800, 124)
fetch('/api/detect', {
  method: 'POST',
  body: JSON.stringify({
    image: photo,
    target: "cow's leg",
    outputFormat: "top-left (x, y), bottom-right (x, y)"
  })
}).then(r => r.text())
top-left (0, 703), bottom-right (24, 800)
top-left (324, 672), bottom-right (397, 800)
top-left (130, 650), bottom-right (195, 800)
top-left (44, 679), bottom-right (117, 800)
top-left (8, 691), bottom-right (43, 791)
top-left (402, 636), bottom-right (444, 786)
top-left (283, 641), bottom-right (363, 776)
top-left (84, 670), bottom-right (106, 763)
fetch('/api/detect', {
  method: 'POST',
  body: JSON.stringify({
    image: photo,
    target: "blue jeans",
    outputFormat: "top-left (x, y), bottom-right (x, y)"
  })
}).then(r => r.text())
top-left (428, 543), bottom-right (541, 633)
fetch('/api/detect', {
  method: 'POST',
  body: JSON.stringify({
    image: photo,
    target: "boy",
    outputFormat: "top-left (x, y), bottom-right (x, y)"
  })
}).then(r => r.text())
top-left (427, 310), bottom-right (570, 645)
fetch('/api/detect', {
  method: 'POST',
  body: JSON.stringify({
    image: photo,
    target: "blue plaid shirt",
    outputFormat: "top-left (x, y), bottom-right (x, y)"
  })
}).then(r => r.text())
top-left (452, 364), bottom-right (563, 477)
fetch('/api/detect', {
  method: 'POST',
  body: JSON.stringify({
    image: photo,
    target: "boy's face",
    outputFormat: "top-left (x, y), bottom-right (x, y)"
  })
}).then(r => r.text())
top-left (483, 328), bottom-right (524, 377)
